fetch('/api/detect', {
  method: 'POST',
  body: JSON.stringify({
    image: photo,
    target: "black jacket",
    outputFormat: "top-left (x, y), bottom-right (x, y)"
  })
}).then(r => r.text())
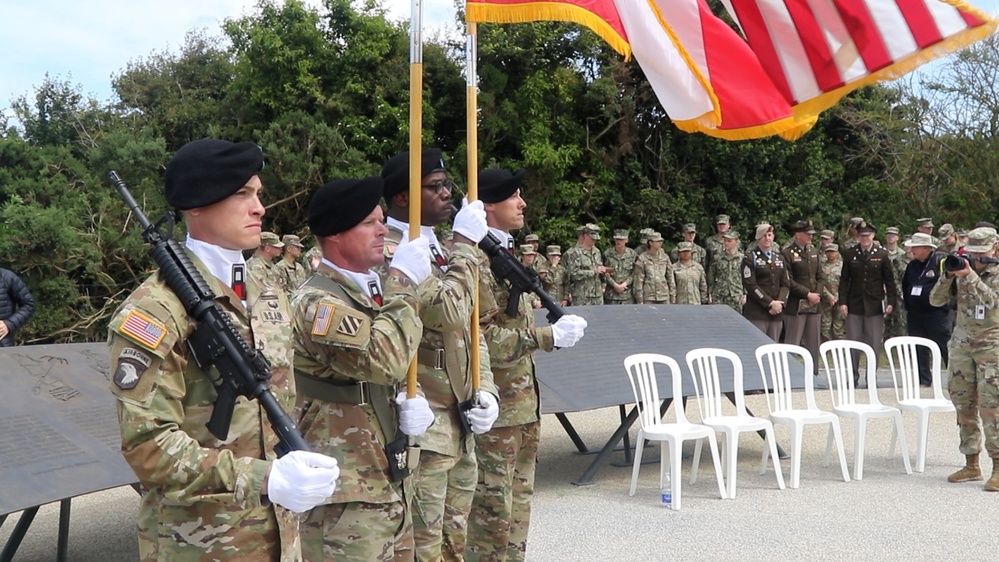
top-left (902, 255), bottom-right (951, 321)
top-left (0, 268), bottom-right (35, 346)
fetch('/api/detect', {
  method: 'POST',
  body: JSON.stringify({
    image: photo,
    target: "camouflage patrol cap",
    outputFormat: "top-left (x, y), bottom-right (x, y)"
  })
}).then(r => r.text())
top-left (819, 230), bottom-right (835, 240)
top-left (638, 228), bottom-right (654, 243)
top-left (964, 227), bottom-right (997, 253)
top-left (957, 228), bottom-right (968, 237)
top-left (822, 243), bottom-right (839, 252)
top-left (885, 227), bottom-right (900, 236)
top-left (579, 223), bottom-right (601, 240)
top-left (281, 234), bottom-right (304, 248)
top-left (850, 217), bottom-right (865, 227)
top-left (682, 223), bottom-right (697, 233)
top-left (259, 232), bottom-right (284, 248)
top-left (722, 230), bottom-right (740, 240)
top-left (938, 223), bottom-right (955, 238)
top-left (525, 234), bottom-right (540, 243)
top-left (677, 241), bottom-right (695, 252)
top-left (715, 214), bottom-right (730, 224)
top-left (916, 217), bottom-right (934, 229)
top-left (519, 244), bottom-right (537, 255)
top-left (647, 231), bottom-right (664, 242)
top-left (613, 229), bottom-right (629, 239)
top-left (546, 245), bottom-right (561, 255)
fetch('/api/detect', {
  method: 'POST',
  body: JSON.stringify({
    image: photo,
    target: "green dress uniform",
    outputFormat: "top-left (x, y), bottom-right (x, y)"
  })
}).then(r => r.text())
top-left (603, 246), bottom-right (637, 304)
top-left (466, 243), bottom-right (556, 562)
top-left (108, 253), bottom-right (302, 561)
top-left (742, 247), bottom-right (790, 341)
top-left (633, 249), bottom-right (675, 304)
top-left (782, 240), bottom-right (825, 363)
top-left (381, 225), bottom-right (498, 562)
top-left (291, 265), bottom-right (424, 562)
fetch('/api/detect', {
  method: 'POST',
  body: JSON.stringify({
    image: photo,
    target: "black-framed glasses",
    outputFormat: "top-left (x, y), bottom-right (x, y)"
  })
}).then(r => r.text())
top-left (421, 178), bottom-right (456, 195)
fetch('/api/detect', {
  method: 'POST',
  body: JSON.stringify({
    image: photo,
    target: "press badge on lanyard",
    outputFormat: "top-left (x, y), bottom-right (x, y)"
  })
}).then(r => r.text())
top-left (976, 304), bottom-right (986, 320)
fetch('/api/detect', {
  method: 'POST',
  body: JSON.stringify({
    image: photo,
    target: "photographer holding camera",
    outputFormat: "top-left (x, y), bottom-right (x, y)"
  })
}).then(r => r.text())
top-left (929, 226), bottom-right (999, 492)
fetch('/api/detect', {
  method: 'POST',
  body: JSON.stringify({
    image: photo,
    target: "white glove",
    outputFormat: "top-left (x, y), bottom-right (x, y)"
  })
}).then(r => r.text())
top-left (396, 392), bottom-right (435, 436)
top-left (551, 314), bottom-right (588, 348)
top-left (391, 237), bottom-right (432, 284)
top-left (266, 450), bottom-right (340, 513)
top-left (452, 198), bottom-right (488, 243)
top-left (466, 391), bottom-right (499, 434)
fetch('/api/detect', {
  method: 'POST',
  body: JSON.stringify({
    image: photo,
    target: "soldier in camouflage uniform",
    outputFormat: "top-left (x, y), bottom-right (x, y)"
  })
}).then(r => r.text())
top-left (705, 214), bottom-right (740, 273)
top-left (915, 217), bottom-right (939, 247)
top-left (108, 139), bottom-right (339, 561)
top-left (467, 168), bottom-right (588, 562)
top-left (562, 223), bottom-right (607, 306)
top-left (526, 234), bottom-right (548, 279)
top-left (377, 150), bottom-right (501, 561)
top-left (248, 231), bottom-right (285, 289)
top-left (633, 232), bottom-right (675, 304)
top-left (541, 245), bottom-right (567, 306)
top-left (673, 241), bottom-right (708, 304)
top-left (936, 223), bottom-right (963, 256)
top-left (884, 227), bottom-right (909, 339)
top-left (304, 245), bottom-right (322, 273)
top-left (818, 230), bottom-right (836, 264)
top-left (742, 223), bottom-right (790, 341)
top-left (292, 176), bottom-right (436, 562)
top-left (604, 229), bottom-right (637, 304)
top-left (277, 234), bottom-right (309, 294)
top-left (820, 244), bottom-right (846, 342)
top-left (929, 227), bottom-right (999, 492)
top-left (842, 217), bottom-right (864, 250)
top-left (634, 228), bottom-right (654, 257)
top-left (670, 223), bottom-right (706, 268)
top-left (708, 230), bottom-right (745, 312)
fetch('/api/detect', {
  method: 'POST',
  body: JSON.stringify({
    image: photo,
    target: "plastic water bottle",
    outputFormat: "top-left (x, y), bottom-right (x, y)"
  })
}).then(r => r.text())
top-left (660, 474), bottom-right (672, 508)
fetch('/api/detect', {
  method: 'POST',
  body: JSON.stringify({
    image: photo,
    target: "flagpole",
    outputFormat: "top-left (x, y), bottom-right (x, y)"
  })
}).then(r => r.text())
top-left (407, 0), bottom-right (423, 399)
top-left (466, 21), bottom-right (481, 394)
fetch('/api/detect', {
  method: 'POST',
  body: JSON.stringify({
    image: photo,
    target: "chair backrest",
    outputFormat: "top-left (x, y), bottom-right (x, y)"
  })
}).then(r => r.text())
top-left (623, 353), bottom-right (688, 430)
top-left (819, 339), bottom-right (882, 407)
top-left (755, 343), bottom-right (816, 413)
top-left (686, 347), bottom-right (747, 420)
top-left (884, 336), bottom-right (945, 401)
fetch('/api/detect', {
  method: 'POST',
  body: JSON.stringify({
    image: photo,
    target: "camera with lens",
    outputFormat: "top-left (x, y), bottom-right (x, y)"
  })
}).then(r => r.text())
top-left (943, 254), bottom-right (973, 273)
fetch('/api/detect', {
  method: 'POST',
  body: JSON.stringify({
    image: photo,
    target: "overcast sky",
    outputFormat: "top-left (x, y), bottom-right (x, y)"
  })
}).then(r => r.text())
top-left (1, 0), bottom-right (996, 120)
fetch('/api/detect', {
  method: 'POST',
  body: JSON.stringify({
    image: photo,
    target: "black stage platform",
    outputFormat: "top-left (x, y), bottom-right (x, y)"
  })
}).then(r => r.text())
top-left (0, 343), bottom-right (137, 562)
top-left (533, 304), bottom-right (805, 484)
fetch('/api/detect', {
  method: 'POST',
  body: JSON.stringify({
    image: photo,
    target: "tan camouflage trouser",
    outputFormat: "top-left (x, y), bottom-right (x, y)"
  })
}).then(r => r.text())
top-left (948, 339), bottom-right (999, 459)
top-left (820, 302), bottom-right (845, 342)
top-left (301, 496), bottom-right (413, 562)
top-left (465, 421), bottom-right (540, 562)
top-left (884, 302), bottom-right (907, 339)
top-left (412, 447), bottom-right (477, 561)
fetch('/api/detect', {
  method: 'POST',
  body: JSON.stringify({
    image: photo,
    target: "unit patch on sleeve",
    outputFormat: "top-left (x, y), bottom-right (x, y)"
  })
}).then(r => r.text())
top-left (114, 347), bottom-right (152, 390)
top-left (118, 310), bottom-right (168, 350)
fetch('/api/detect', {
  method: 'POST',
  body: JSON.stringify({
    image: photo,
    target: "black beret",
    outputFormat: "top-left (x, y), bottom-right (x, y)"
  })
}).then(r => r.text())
top-left (165, 139), bottom-right (264, 210)
top-left (309, 176), bottom-right (384, 237)
top-left (479, 168), bottom-right (525, 203)
top-left (380, 148), bottom-right (446, 200)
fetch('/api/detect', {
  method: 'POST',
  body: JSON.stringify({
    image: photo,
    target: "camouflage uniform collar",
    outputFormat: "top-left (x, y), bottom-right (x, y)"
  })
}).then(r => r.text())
top-left (320, 258), bottom-right (382, 300)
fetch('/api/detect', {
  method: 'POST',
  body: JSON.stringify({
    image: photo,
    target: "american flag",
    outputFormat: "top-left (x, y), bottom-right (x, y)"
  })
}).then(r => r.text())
top-left (120, 311), bottom-right (167, 349)
top-left (312, 302), bottom-right (334, 336)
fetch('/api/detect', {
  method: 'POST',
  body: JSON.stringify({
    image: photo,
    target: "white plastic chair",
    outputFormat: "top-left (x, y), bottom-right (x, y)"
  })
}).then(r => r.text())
top-left (819, 340), bottom-right (912, 480)
top-left (755, 343), bottom-right (851, 488)
top-left (686, 348), bottom-right (785, 499)
top-left (624, 353), bottom-right (727, 509)
top-left (884, 336), bottom-right (956, 473)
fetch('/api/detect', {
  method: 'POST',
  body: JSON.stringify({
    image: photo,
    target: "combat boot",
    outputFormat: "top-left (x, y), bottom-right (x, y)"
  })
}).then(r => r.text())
top-left (984, 460), bottom-right (999, 492)
top-left (947, 454), bottom-right (982, 483)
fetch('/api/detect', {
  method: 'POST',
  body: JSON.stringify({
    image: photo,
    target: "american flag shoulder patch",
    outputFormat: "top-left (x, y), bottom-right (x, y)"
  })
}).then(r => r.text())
top-left (311, 301), bottom-right (336, 336)
top-left (118, 310), bottom-right (168, 350)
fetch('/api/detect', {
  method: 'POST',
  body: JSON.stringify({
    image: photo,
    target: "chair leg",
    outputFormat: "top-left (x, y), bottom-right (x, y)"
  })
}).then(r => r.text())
top-left (854, 417), bottom-right (867, 481)
top-left (791, 424), bottom-right (803, 489)
top-left (629, 430), bottom-right (646, 496)
top-left (766, 428), bottom-right (786, 490)
top-left (671, 440), bottom-right (683, 511)
top-left (893, 413), bottom-right (913, 474)
top-left (888, 419), bottom-right (898, 458)
top-left (706, 433), bottom-right (727, 500)
top-left (760, 437), bottom-right (770, 473)
top-left (725, 431), bottom-right (738, 499)
top-left (823, 423), bottom-right (834, 467)
top-left (831, 420), bottom-right (851, 482)
top-left (690, 438), bottom-right (704, 485)
top-left (916, 411), bottom-right (930, 473)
